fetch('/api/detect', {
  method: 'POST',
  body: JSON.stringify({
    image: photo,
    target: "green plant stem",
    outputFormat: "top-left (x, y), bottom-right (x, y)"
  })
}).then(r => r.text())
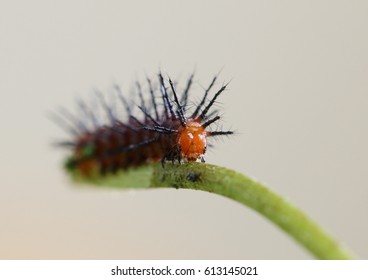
top-left (70, 162), bottom-right (353, 259)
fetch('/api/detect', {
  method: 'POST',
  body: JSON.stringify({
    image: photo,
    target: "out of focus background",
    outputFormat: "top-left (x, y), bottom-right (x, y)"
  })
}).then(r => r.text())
top-left (1, 1), bottom-right (367, 259)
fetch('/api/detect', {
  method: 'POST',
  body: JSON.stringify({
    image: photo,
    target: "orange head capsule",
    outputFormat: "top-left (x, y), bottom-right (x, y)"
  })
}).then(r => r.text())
top-left (178, 120), bottom-right (207, 161)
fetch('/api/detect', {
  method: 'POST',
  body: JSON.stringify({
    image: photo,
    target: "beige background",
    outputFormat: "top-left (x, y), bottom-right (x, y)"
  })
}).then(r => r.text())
top-left (1, 0), bottom-right (367, 259)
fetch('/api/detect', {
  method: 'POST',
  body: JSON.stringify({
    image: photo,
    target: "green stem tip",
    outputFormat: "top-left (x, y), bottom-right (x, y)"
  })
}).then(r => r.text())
top-left (69, 162), bottom-right (353, 259)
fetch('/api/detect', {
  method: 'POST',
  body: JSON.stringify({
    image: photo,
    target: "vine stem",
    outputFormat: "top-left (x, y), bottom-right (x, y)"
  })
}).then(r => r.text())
top-left (70, 162), bottom-right (353, 259)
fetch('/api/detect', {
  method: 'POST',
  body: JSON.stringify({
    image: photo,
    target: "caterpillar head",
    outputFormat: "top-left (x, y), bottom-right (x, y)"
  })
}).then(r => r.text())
top-left (178, 120), bottom-right (207, 161)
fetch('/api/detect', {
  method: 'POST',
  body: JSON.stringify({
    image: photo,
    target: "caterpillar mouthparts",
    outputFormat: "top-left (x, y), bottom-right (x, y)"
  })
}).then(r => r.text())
top-left (52, 71), bottom-right (234, 176)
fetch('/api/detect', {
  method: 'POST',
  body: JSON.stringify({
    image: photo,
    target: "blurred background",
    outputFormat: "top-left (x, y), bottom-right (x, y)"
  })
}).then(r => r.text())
top-left (1, 0), bottom-right (367, 259)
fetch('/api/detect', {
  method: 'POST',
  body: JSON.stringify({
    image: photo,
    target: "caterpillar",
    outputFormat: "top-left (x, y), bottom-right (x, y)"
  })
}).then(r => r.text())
top-left (52, 72), bottom-right (234, 176)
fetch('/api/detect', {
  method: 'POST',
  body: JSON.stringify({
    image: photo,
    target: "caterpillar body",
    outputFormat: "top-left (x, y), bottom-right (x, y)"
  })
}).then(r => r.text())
top-left (53, 72), bottom-right (234, 176)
